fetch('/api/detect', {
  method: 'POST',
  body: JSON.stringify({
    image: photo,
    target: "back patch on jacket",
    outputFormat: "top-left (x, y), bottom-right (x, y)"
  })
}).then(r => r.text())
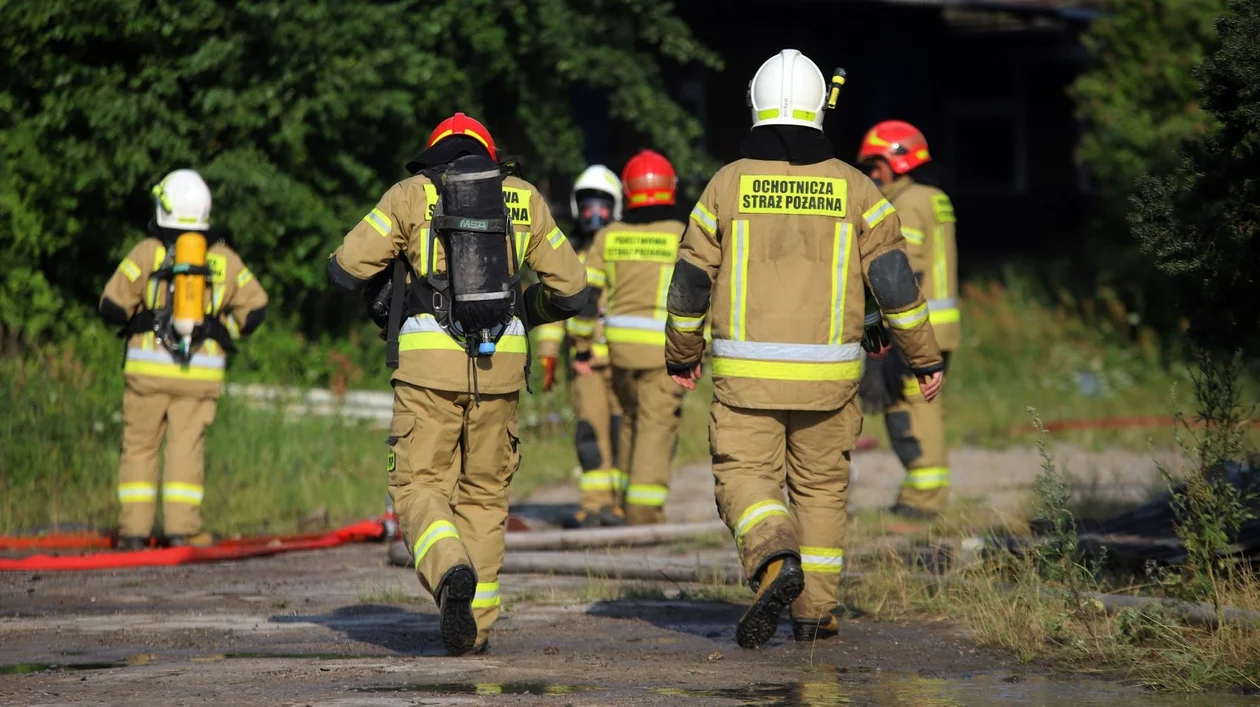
top-left (737, 176), bottom-right (847, 217)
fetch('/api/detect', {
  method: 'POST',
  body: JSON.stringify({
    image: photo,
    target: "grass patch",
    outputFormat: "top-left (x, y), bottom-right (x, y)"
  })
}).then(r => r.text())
top-left (357, 582), bottom-right (425, 605)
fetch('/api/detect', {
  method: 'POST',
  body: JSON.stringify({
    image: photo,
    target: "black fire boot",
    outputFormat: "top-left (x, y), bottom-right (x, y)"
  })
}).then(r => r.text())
top-left (117, 536), bottom-right (148, 551)
top-left (437, 565), bottom-right (478, 656)
top-left (793, 615), bottom-right (840, 642)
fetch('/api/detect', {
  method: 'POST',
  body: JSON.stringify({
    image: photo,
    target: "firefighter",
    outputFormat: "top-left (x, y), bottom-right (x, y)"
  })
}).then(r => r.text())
top-left (666, 50), bottom-right (944, 648)
top-left (99, 168), bottom-right (269, 550)
top-left (857, 121), bottom-right (959, 518)
top-left (328, 113), bottom-right (587, 656)
top-left (536, 165), bottom-right (626, 528)
top-left (571, 150), bottom-right (688, 526)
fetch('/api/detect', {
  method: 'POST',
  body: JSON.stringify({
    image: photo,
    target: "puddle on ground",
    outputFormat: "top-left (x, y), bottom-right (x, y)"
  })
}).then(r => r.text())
top-left (357, 682), bottom-right (594, 696)
top-left (654, 673), bottom-right (1257, 706)
top-left (0, 661), bottom-right (127, 675)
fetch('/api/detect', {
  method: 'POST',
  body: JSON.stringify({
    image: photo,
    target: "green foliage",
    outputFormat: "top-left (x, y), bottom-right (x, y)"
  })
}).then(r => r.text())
top-left (0, 0), bottom-right (719, 343)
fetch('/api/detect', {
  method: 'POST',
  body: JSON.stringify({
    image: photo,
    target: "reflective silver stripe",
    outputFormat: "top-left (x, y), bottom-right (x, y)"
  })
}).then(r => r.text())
top-left (125, 348), bottom-right (225, 369)
top-left (710, 339), bottom-right (861, 363)
top-left (401, 314), bottom-right (525, 336)
top-left (691, 203), bottom-right (717, 233)
top-left (604, 315), bottom-right (665, 332)
top-left (928, 298), bottom-right (957, 311)
top-left (445, 168), bottom-right (502, 183)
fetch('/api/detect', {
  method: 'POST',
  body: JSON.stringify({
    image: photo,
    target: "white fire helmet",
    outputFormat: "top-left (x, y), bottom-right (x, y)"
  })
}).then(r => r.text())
top-left (747, 49), bottom-right (827, 131)
top-left (569, 164), bottom-right (623, 222)
top-left (152, 169), bottom-right (212, 231)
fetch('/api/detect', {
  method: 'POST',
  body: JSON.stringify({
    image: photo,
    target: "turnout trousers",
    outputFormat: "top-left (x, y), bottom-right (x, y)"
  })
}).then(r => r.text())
top-left (388, 382), bottom-right (520, 647)
top-left (572, 366), bottom-right (624, 514)
top-left (711, 399), bottom-right (861, 621)
top-left (612, 366), bottom-right (686, 525)
top-left (887, 374), bottom-right (950, 512)
top-left (117, 384), bottom-right (217, 538)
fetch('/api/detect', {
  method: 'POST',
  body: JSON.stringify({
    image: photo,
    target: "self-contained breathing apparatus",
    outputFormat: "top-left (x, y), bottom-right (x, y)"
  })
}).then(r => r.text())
top-left (369, 155), bottom-right (531, 400)
top-left (120, 229), bottom-right (237, 366)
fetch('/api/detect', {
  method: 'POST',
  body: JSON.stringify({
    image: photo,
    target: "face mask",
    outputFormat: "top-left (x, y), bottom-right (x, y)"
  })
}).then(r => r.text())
top-left (576, 196), bottom-right (614, 234)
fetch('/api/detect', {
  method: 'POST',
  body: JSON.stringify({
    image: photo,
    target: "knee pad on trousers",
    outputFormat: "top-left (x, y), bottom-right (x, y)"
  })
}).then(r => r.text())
top-left (886, 410), bottom-right (923, 468)
top-left (609, 414), bottom-right (623, 460)
top-left (575, 420), bottom-right (601, 471)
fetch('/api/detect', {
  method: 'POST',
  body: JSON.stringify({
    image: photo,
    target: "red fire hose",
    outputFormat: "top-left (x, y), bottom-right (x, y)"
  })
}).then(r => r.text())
top-left (0, 519), bottom-right (386, 572)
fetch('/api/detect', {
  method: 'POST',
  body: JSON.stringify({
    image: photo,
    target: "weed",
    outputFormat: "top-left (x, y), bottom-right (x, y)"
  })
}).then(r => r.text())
top-left (357, 582), bottom-right (423, 605)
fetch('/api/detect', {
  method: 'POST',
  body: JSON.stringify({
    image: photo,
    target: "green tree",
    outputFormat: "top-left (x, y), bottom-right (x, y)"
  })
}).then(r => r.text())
top-left (0, 0), bottom-right (720, 345)
top-left (1128, 0), bottom-right (1259, 601)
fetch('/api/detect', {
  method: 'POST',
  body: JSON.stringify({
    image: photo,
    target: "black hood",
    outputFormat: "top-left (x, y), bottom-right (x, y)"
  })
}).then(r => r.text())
top-left (740, 125), bottom-right (834, 165)
top-left (622, 204), bottom-right (683, 225)
top-left (405, 135), bottom-right (493, 174)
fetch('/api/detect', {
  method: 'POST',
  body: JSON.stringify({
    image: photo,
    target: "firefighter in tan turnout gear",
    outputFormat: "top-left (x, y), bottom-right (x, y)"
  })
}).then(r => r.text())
top-left (857, 121), bottom-right (960, 518)
top-left (328, 114), bottom-right (587, 656)
top-left (571, 150), bottom-right (688, 526)
top-left (666, 51), bottom-right (944, 648)
top-left (99, 169), bottom-right (269, 550)
top-left (535, 165), bottom-right (626, 528)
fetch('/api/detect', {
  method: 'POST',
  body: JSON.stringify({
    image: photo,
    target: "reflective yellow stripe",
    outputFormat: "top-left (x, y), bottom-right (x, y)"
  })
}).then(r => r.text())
top-left (163, 482), bottom-right (204, 505)
top-left (535, 323), bottom-right (565, 342)
top-left (792, 109), bottom-right (816, 122)
top-left (626, 484), bottom-right (669, 507)
top-left (412, 520), bottom-right (460, 566)
top-left (566, 318), bottom-right (596, 337)
top-left (828, 223), bottom-right (853, 345)
top-left (730, 220), bottom-right (749, 341)
top-left (902, 377), bottom-right (924, 399)
top-left (800, 546), bottom-right (844, 574)
top-left (398, 332), bottom-right (528, 354)
top-left (691, 202), bottom-right (717, 235)
top-left (119, 258), bottom-right (142, 282)
top-left (734, 500), bottom-right (790, 544)
top-left (667, 313), bottom-right (706, 333)
top-left (862, 198), bottom-right (895, 228)
top-left (545, 227), bottom-right (567, 250)
top-left (885, 302), bottom-right (929, 330)
top-left (712, 358), bottom-right (861, 382)
top-left (605, 328), bottom-right (666, 346)
top-left (590, 342), bottom-right (610, 360)
top-left (236, 268), bottom-right (254, 288)
top-left (364, 207), bottom-right (392, 237)
top-left (757, 108), bottom-right (779, 120)
top-left (473, 582), bottom-right (501, 609)
top-left (515, 229), bottom-right (532, 268)
top-left (901, 227), bottom-right (925, 246)
top-left (123, 360), bottom-right (225, 382)
top-left (934, 225), bottom-right (949, 301)
top-left (929, 307), bottom-right (961, 325)
top-left (904, 467), bottom-right (950, 490)
top-left (581, 469), bottom-right (627, 492)
top-left (656, 264), bottom-right (674, 321)
top-left (118, 482), bottom-right (157, 503)
top-left (586, 267), bottom-right (607, 288)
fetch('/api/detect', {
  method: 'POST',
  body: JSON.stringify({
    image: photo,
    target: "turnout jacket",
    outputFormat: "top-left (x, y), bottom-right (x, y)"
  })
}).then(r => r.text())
top-left (330, 173), bottom-right (587, 395)
top-left (666, 157), bottom-right (944, 411)
top-left (534, 245), bottom-right (611, 367)
top-left (881, 176), bottom-right (960, 352)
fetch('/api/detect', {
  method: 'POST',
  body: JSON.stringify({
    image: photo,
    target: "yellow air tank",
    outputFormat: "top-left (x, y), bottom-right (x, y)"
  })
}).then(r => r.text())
top-left (172, 231), bottom-right (207, 352)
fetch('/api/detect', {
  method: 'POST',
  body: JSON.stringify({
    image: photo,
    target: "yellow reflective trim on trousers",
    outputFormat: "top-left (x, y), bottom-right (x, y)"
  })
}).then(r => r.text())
top-left (934, 225), bottom-right (949, 301)
top-left (163, 482), bottom-right (204, 505)
top-left (828, 223), bottom-right (853, 345)
top-left (580, 470), bottom-right (626, 492)
top-left (364, 207), bottom-right (391, 237)
top-left (691, 202), bottom-right (717, 235)
top-left (885, 302), bottom-right (929, 330)
top-left (119, 258), bottom-right (142, 282)
top-left (901, 227), bottom-right (925, 246)
top-left (473, 582), bottom-right (501, 609)
top-left (734, 500), bottom-right (791, 544)
top-left (586, 267), bottom-right (607, 288)
top-left (667, 313), bottom-right (705, 332)
top-left (800, 546), bottom-right (845, 573)
top-left (605, 328), bottom-right (666, 346)
top-left (592, 342), bottom-right (610, 360)
top-left (904, 467), bottom-right (950, 490)
top-left (730, 220), bottom-right (749, 341)
top-left (930, 307), bottom-right (960, 325)
top-left (712, 358), bottom-right (861, 382)
top-left (118, 482), bottom-right (158, 503)
top-left (124, 360), bottom-right (226, 382)
top-left (626, 484), bottom-right (669, 507)
top-left (398, 332), bottom-right (528, 354)
top-left (862, 198), bottom-right (895, 228)
top-left (412, 520), bottom-right (460, 566)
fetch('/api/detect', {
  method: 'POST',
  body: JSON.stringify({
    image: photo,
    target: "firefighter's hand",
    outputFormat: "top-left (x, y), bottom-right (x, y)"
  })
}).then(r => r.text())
top-left (541, 357), bottom-right (557, 392)
top-left (670, 363), bottom-right (702, 391)
top-left (572, 359), bottom-right (593, 376)
top-left (917, 370), bottom-right (944, 402)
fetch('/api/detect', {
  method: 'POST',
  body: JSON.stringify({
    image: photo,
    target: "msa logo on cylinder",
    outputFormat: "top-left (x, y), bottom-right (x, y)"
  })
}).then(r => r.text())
top-left (458, 218), bottom-right (489, 231)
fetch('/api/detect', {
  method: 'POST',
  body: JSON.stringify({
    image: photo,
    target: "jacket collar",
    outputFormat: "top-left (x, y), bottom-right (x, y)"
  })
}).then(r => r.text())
top-left (740, 126), bottom-right (834, 165)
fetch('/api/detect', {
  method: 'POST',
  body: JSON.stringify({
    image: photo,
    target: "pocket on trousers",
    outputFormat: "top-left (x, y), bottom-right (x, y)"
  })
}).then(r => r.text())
top-left (387, 412), bottom-right (417, 486)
